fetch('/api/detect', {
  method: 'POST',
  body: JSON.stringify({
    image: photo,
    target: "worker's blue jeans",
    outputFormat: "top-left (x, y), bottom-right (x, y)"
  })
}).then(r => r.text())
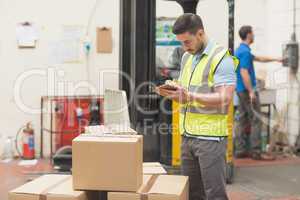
top-left (181, 136), bottom-right (228, 200)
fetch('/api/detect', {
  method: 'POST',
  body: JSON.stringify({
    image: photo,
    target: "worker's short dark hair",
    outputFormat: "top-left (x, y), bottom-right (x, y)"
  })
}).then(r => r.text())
top-left (239, 25), bottom-right (253, 40)
top-left (172, 13), bottom-right (204, 35)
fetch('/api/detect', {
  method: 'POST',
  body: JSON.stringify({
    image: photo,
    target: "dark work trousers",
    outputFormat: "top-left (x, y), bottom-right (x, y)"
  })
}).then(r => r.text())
top-left (235, 91), bottom-right (262, 154)
top-left (181, 136), bottom-right (228, 200)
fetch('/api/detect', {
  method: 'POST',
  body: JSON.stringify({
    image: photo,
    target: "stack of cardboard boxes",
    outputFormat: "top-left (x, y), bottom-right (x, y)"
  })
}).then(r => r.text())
top-left (9, 134), bottom-right (189, 200)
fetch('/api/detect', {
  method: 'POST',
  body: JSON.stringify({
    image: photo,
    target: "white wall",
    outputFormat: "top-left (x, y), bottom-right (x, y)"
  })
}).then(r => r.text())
top-left (197, 0), bottom-right (229, 48)
top-left (264, 0), bottom-right (300, 145)
top-left (156, 0), bottom-right (183, 17)
top-left (0, 0), bottom-right (120, 157)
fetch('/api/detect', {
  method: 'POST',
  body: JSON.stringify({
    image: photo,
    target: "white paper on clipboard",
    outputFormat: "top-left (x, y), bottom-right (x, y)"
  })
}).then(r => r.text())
top-left (16, 23), bottom-right (38, 48)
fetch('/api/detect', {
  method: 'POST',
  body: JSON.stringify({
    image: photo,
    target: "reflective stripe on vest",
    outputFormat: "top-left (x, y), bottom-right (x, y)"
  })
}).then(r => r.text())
top-left (178, 43), bottom-right (237, 137)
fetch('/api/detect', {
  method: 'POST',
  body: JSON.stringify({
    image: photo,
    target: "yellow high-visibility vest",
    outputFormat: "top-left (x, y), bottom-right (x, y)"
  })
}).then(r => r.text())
top-left (178, 43), bottom-right (239, 137)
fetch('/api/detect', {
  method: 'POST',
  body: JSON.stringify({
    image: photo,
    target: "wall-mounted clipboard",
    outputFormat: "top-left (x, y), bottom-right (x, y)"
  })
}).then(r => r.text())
top-left (97, 27), bottom-right (112, 53)
top-left (16, 22), bottom-right (38, 48)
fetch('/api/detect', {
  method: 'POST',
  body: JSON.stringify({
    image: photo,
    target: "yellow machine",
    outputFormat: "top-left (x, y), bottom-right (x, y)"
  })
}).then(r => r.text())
top-left (172, 101), bottom-right (235, 183)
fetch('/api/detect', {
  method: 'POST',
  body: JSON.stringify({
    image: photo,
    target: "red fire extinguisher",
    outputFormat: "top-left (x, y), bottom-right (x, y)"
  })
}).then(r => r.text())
top-left (16, 122), bottom-right (35, 159)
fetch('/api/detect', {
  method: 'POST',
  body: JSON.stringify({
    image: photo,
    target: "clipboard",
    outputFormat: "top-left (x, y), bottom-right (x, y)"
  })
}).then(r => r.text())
top-left (16, 22), bottom-right (38, 48)
top-left (97, 27), bottom-right (112, 53)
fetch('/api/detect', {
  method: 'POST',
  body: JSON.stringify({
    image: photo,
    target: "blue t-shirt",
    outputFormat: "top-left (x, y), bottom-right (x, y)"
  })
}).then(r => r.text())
top-left (235, 43), bottom-right (256, 92)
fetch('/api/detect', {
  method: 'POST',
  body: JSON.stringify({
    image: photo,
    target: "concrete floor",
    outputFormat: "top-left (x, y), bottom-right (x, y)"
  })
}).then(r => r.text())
top-left (228, 157), bottom-right (300, 200)
top-left (1, 157), bottom-right (300, 200)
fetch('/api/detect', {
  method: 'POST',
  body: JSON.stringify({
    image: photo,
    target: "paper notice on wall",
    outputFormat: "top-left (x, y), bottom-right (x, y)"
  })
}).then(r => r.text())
top-left (16, 23), bottom-right (38, 48)
top-left (48, 41), bottom-right (64, 65)
top-left (48, 25), bottom-right (84, 64)
top-left (61, 25), bottom-right (84, 63)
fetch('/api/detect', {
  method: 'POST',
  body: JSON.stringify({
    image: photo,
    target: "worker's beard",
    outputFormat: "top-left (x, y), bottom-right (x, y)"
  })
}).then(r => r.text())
top-left (190, 41), bottom-right (205, 55)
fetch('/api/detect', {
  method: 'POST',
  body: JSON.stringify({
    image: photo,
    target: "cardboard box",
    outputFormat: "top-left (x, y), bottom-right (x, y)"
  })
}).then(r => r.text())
top-left (143, 162), bottom-right (167, 175)
top-left (72, 134), bottom-right (143, 192)
top-left (108, 175), bottom-right (189, 200)
top-left (9, 175), bottom-right (98, 200)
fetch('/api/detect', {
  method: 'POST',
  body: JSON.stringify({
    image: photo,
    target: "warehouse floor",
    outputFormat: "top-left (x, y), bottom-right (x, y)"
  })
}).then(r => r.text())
top-left (228, 156), bottom-right (300, 200)
top-left (1, 157), bottom-right (300, 200)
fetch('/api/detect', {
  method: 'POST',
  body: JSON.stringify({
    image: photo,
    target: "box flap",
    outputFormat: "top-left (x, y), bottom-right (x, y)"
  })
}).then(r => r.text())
top-left (85, 125), bottom-right (137, 135)
top-left (137, 175), bottom-right (153, 193)
top-left (47, 177), bottom-right (82, 197)
top-left (108, 192), bottom-right (140, 200)
top-left (143, 166), bottom-right (167, 175)
top-left (73, 134), bottom-right (142, 143)
top-left (8, 192), bottom-right (40, 200)
top-left (148, 193), bottom-right (179, 200)
top-left (143, 175), bottom-right (153, 185)
top-left (107, 175), bottom-right (153, 200)
top-left (10, 175), bottom-right (70, 195)
top-left (143, 162), bottom-right (163, 167)
top-left (148, 175), bottom-right (188, 196)
top-left (143, 167), bottom-right (167, 175)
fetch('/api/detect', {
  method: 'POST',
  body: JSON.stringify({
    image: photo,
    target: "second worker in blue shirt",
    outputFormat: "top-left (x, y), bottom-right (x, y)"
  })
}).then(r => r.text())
top-left (235, 25), bottom-right (282, 160)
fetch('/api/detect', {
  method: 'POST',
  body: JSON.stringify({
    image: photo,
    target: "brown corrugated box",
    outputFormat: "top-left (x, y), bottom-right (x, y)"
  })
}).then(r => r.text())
top-left (108, 175), bottom-right (189, 200)
top-left (143, 162), bottom-right (167, 175)
top-left (72, 134), bottom-right (143, 192)
top-left (9, 175), bottom-right (98, 200)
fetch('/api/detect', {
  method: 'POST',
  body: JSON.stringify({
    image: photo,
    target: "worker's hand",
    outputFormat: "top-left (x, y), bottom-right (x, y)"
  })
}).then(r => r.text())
top-left (171, 86), bottom-right (190, 103)
top-left (249, 90), bottom-right (256, 103)
top-left (160, 68), bottom-right (170, 77)
top-left (275, 58), bottom-right (284, 63)
top-left (155, 85), bottom-right (190, 103)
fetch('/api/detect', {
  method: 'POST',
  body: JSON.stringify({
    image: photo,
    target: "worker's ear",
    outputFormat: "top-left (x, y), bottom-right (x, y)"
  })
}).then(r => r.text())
top-left (196, 29), bottom-right (204, 38)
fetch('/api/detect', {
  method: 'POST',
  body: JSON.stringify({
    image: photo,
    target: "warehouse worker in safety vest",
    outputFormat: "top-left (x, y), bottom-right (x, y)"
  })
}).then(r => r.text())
top-left (156, 14), bottom-right (238, 200)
